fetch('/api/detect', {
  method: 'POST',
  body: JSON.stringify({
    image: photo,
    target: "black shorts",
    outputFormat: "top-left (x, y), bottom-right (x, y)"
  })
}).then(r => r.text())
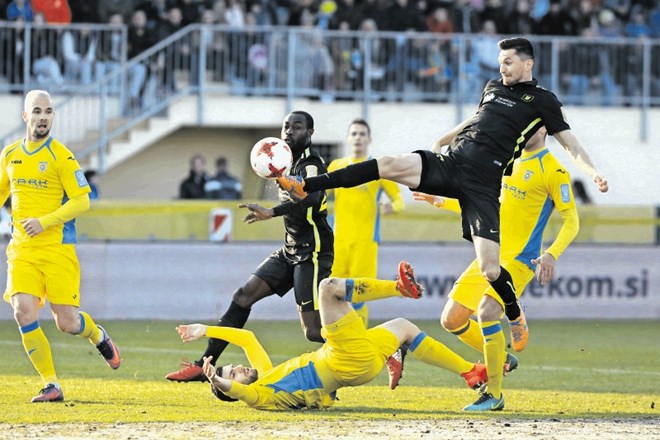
top-left (254, 248), bottom-right (333, 312)
top-left (413, 149), bottom-right (501, 243)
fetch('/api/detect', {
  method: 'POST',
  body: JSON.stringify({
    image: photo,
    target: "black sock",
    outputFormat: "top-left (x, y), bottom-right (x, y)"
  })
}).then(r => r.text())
top-left (304, 159), bottom-right (380, 193)
top-left (488, 267), bottom-right (520, 320)
top-left (196, 300), bottom-right (251, 366)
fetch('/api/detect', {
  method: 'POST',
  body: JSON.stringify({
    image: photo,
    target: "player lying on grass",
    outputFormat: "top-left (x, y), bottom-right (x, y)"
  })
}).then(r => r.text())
top-left (174, 261), bottom-right (488, 410)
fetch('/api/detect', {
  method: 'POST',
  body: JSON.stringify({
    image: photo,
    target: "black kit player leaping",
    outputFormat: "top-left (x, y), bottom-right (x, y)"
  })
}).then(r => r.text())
top-left (278, 37), bottom-right (608, 349)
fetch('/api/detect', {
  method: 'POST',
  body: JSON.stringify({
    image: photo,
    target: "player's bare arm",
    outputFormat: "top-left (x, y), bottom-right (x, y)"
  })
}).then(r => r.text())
top-left (239, 203), bottom-right (274, 224)
top-left (553, 129), bottom-right (609, 193)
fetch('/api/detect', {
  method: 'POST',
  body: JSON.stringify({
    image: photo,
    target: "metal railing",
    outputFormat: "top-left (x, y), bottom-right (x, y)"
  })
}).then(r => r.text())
top-left (2, 23), bottom-right (658, 169)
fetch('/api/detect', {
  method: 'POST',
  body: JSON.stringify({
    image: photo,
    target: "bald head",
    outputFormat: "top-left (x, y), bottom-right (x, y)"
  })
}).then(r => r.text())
top-left (23, 89), bottom-right (54, 141)
top-left (24, 90), bottom-right (52, 112)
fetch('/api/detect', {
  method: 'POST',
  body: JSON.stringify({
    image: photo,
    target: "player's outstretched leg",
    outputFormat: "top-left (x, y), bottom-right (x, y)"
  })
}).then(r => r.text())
top-left (96, 325), bottom-right (121, 369)
top-left (31, 383), bottom-right (64, 403)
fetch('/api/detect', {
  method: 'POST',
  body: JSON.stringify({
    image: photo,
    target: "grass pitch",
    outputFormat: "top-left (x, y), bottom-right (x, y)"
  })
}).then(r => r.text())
top-left (0, 319), bottom-right (658, 434)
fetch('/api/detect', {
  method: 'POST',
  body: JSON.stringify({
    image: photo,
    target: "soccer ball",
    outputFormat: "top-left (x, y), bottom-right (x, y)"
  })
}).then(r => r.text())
top-left (250, 137), bottom-right (293, 179)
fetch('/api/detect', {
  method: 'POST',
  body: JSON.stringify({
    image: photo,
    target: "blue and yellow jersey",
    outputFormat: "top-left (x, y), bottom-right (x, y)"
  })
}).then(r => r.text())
top-left (328, 156), bottom-right (404, 244)
top-left (0, 137), bottom-right (90, 246)
top-left (499, 147), bottom-right (576, 269)
top-left (207, 327), bottom-right (339, 410)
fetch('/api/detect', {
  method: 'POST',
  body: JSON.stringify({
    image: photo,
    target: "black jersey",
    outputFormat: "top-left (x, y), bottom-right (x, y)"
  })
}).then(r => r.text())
top-left (277, 146), bottom-right (334, 262)
top-left (451, 78), bottom-right (570, 176)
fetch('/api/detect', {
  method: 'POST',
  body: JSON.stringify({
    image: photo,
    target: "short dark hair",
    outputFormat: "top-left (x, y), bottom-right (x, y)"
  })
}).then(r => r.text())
top-left (349, 118), bottom-right (371, 136)
top-left (291, 110), bottom-right (314, 129)
top-left (498, 37), bottom-right (535, 60)
top-left (216, 157), bottom-right (227, 167)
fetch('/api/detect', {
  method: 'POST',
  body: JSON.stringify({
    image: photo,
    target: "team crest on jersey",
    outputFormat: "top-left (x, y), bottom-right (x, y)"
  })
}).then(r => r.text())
top-left (39, 162), bottom-right (48, 172)
top-left (523, 170), bottom-right (534, 181)
top-left (522, 94), bottom-right (534, 102)
top-left (483, 93), bottom-right (495, 103)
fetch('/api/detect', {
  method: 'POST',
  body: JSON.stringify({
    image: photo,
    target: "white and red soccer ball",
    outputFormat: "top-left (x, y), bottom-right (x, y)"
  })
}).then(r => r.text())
top-left (250, 137), bottom-right (293, 179)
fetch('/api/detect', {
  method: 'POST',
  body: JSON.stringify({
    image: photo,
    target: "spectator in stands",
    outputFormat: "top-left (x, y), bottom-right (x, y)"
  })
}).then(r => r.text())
top-left (478, 0), bottom-right (509, 34)
top-left (62, 24), bottom-right (97, 85)
top-left (126, 9), bottom-right (152, 111)
top-left (84, 170), bottom-right (100, 200)
top-left (625, 5), bottom-right (651, 38)
top-left (6, 0), bottom-right (34, 21)
top-left (224, 0), bottom-right (246, 28)
top-left (97, 0), bottom-right (135, 24)
top-left (154, 6), bottom-right (185, 94)
top-left (136, 0), bottom-right (169, 27)
top-left (31, 12), bottom-right (65, 87)
top-left (385, 0), bottom-right (424, 31)
top-left (448, 0), bottom-right (480, 33)
top-left (536, 0), bottom-right (578, 36)
top-left (426, 6), bottom-right (453, 33)
top-left (69, 0), bottom-right (100, 23)
top-left (357, 0), bottom-right (391, 31)
top-left (471, 20), bottom-right (501, 92)
top-left (178, 0), bottom-right (206, 26)
top-left (31, 0), bottom-right (72, 24)
top-left (508, 0), bottom-right (536, 35)
top-left (179, 154), bottom-right (208, 199)
top-left (204, 157), bottom-right (243, 200)
top-left (95, 13), bottom-right (124, 94)
top-left (597, 8), bottom-right (623, 37)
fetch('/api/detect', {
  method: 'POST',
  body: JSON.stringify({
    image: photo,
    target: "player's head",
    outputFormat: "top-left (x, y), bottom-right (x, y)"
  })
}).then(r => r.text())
top-left (281, 111), bottom-right (314, 154)
top-left (346, 118), bottom-right (372, 159)
top-left (524, 125), bottom-right (547, 152)
top-left (189, 154), bottom-right (206, 176)
top-left (497, 37), bottom-right (534, 86)
top-left (22, 89), bottom-right (54, 141)
top-left (210, 363), bottom-right (258, 402)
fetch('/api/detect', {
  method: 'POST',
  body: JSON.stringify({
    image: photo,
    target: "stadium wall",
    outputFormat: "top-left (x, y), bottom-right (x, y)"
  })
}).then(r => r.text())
top-left (97, 99), bottom-right (660, 205)
top-left (0, 242), bottom-right (657, 321)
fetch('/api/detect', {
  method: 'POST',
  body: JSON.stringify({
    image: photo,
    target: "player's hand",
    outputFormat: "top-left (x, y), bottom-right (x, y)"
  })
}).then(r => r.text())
top-left (239, 203), bottom-right (274, 224)
top-left (531, 253), bottom-right (556, 285)
top-left (202, 356), bottom-right (217, 381)
top-left (412, 191), bottom-right (444, 207)
top-left (19, 218), bottom-right (44, 237)
top-left (176, 323), bottom-right (207, 342)
top-left (593, 175), bottom-right (608, 193)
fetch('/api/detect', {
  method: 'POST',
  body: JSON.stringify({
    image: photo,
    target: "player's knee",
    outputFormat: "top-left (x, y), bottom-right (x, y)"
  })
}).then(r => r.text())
top-left (480, 265), bottom-right (501, 282)
top-left (54, 316), bottom-right (80, 334)
top-left (232, 287), bottom-right (255, 308)
top-left (319, 277), bottom-right (342, 299)
top-left (13, 307), bottom-right (37, 327)
top-left (477, 296), bottom-right (502, 322)
top-left (440, 313), bottom-right (462, 332)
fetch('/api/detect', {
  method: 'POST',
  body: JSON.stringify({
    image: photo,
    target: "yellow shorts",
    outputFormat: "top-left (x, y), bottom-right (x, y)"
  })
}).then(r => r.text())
top-left (321, 310), bottom-right (400, 387)
top-left (3, 243), bottom-right (81, 308)
top-left (331, 240), bottom-right (378, 278)
top-left (449, 258), bottom-right (534, 311)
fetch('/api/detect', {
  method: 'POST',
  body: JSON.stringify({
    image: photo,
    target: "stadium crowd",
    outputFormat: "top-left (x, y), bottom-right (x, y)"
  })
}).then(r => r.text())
top-left (2, 0), bottom-right (659, 38)
top-left (1, 0), bottom-right (659, 107)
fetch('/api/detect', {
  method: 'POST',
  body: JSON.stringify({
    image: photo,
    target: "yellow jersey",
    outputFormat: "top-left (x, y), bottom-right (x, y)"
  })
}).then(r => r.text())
top-left (328, 156), bottom-right (404, 244)
top-left (500, 147), bottom-right (576, 269)
top-left (0, 137), bottom-right (90, 246)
